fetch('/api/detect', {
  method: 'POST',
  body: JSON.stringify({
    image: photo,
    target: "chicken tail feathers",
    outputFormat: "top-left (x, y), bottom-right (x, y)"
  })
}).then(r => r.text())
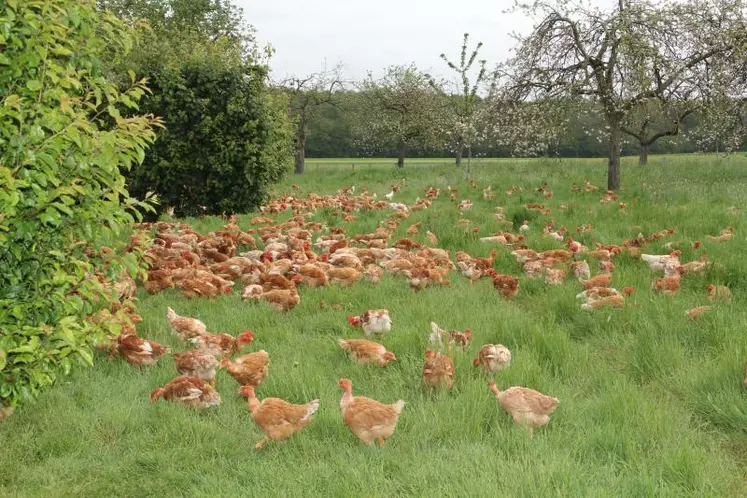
top-left (337, 338), bottom-right (350, 350)
top-left (302, 399), bottom-right (320, 423)
top-left (393, 400), bottom-right (405, 414)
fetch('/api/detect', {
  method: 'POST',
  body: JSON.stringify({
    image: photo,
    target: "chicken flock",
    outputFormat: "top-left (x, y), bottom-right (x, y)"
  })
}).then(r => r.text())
top-left (95, 178), bottom-right (739, 448)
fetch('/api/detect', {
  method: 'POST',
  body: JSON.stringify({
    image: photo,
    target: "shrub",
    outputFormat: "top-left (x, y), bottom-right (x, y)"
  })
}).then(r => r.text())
top-left (125, 43), bottom-right (293, 218)
top-left (0, 0), bottom-right (159, 416)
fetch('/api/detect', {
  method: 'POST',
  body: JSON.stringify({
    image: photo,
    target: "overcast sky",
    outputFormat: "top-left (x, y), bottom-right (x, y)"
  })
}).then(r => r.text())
top-left (239, 0), bottom-right (618, 83)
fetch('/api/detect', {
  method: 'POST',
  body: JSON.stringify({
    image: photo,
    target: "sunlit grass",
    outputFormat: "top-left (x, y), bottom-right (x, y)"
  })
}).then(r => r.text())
top-left (2, 155), bottom-right (747, 496)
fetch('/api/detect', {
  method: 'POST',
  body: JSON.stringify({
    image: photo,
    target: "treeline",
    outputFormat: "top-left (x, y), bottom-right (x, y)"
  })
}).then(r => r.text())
top-left (302, 91), bottom-right (704, 159)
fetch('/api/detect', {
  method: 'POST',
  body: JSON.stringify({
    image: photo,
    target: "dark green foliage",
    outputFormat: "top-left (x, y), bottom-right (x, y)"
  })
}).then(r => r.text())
top-left (0, 0), bottom-right (158, 415)
top-left (126, 55), bottom-right (292, 217)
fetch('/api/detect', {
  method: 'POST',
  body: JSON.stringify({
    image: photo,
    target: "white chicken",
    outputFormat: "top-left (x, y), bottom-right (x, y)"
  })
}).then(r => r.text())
top-left (348, 309), bottom-right (392, 337)
top-left (428, 321), bottom-right (444, 347)
top-left (641, 251), bottom-right (681, 273)
top-left (473, 344), bottom-right (512, 374)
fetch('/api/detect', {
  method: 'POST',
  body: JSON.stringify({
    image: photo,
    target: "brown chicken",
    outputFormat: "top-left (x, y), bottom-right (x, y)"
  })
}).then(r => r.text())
top-left (190, 330), bottom-right (254, 359)
top-left (338, 378), bottom-right (405, 447)
top-left (364, 264), bottom-right (384, 284)
top-left (707, 284), bottom-right (732, 302)
top-left (422, 350), bottom-right (455, 390)
top-left (488, 381), bottom-right (559, 435)
top-left (580, 274), bottom-right (611, 289)
top-left (686, 305), bottom-right (712, 320)
top-left (295, 264), bottom-right (329, 287)
top-left (110, 333), bottom-right (170, 366)
top-left (473, 344), bottom-right (512, 374)
top-left (256, 287), bottom-right (301, 311)
top-left (150, 375), bottom-right (221, 410)
top-left (425, 231), bottom-right (438, 246)
top-left (581, 295), bottom-right (625, 310)
top-left (173, 350), bottom-right (219, 385)
top-left (544, 268), bottom-right (567, 285)
top-left (166, 307), bottom-right (207, 341)
top-left (448, 329), bottom-right (472, 351)
top-left (220, 350), bottom-right (270, 392)
top-left (338, 338), bottom-right (397, 366)
top-left (652, 275), bottom-right (681, 296)
top-left (240, 385), bottom-right (319, 449)
top-left (486, 270), bottom-right (520, 300)
top-left (327, 267), bottom-right (363, 286)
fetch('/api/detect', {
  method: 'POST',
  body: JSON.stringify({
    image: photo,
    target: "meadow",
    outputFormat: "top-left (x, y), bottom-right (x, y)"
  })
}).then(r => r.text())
top-left (2, 155), bottom-right (747, 497)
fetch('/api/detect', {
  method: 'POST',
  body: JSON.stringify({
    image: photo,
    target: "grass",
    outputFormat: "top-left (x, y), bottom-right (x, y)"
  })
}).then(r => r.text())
top-left (3, 154), bottom-right (747, 496)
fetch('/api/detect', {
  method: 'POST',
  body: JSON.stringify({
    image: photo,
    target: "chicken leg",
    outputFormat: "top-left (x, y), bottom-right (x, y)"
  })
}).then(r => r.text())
top-left (376, 437), bottom-right (386, 448)
top-left (255, 437), bottom-right (268, 449)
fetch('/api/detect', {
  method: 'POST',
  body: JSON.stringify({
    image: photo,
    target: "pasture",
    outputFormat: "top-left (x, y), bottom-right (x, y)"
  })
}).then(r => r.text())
top-left (2, 155), bottom-right (747, 497)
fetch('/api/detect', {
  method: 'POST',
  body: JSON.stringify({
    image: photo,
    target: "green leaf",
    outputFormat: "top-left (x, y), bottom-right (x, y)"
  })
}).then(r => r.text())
top-left (26, 80), bottom-right (42, 91)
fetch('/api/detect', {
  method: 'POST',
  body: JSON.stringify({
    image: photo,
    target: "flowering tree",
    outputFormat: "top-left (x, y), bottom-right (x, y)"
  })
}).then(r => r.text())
top-left (355, 65), bottom-right (445, 168)
top-left (503, 0), bottom-right (747, 190)
top-left (430, 33), bottom-right (491, 175)
top-left (281, 63), bottom-right (344, 174)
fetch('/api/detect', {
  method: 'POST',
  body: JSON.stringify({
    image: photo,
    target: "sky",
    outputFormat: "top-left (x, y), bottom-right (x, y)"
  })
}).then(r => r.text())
top-left (240, 0), bottom-right (618, 84)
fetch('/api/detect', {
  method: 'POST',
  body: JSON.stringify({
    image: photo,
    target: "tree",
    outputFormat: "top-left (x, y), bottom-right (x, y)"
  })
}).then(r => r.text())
top-left (503, 0), bottom-right (747, 189)
top-left (0, 0), bottom-right (159, 417)
top-left (621, 99), bottom-right (695, 165)
top-left (104, 0), bottom-right (293, 216)
top-left (356, 65), bottom-right (445, 168)
top-left (281, 63), bottom-right (344, 174)
top-left (430, 33), bottom-right (491, 176)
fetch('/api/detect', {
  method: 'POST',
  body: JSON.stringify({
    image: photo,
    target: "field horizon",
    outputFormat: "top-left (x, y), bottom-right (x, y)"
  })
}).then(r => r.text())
top-left (2, 155), bottom-right (747, 497)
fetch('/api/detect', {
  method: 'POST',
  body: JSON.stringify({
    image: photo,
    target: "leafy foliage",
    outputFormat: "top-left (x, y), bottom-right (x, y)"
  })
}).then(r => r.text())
top-left (355, 65), bottom-right (446, 167)
top-left (125, 50), bottom-right (292, 217)
top-left (0, 0), bottom-right (159, 415)
top-left (108, 0), bottom-right (293, 217)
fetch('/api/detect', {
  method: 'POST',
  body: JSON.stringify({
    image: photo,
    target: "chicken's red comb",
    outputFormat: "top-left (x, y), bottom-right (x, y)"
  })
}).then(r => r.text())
top-left (347, 315), bottom-right (361, 326)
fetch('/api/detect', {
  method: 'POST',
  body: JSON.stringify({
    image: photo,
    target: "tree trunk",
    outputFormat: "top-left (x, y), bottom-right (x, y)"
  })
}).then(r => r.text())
top-left (294, 131), bottom-right (306, 175)
top-left (455, 144), bottom-right (464, 166)
top-left (607, 123), bottom-right (622, 190)
top-left (397, 142), bottom-right (405, 169)
top-left (465, 144), bottom-right (472, 178)
top-left (638, 142), bottom-right (649, 166)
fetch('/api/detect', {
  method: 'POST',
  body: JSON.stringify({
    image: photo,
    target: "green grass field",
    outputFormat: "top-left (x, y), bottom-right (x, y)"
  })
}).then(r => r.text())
top-left (2, 155), bottom-right (747, 497)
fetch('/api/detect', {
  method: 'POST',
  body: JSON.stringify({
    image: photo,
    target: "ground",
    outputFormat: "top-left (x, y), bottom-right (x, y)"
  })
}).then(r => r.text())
top-left (2, 155), bottom-right (747, 497)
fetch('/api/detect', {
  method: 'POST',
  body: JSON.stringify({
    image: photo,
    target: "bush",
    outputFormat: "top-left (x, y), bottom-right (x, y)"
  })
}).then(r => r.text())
top-left (0, 0), bottom-right (158, 416)
top-left (125, 43), bottom-right (293, 218)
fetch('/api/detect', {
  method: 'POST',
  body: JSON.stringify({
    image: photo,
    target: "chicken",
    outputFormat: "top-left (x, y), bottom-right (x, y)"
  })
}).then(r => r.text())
top-left (486, 270), bottom-right (520, 300)
top-left (422, 350), bottom-right (455, 389)
top-left (544, 268), bottom-right (567, 285)
top-left (173, 350), bottom-right (219, 385)
top-left (327, 267), bottom-right (363, 286)
top-left (295, 263), bottom-right (329, 287)
top-left (364, 264), bottom-right (384, 284)
top-left (110, 333), bottom-right (170, 366)
top-left (348, 309), bottom-right (392, 337)
top-left (680, 257), bottom-right (711, 275)
top-left (581, 295), bottom-right (625, 310)
top-left (425, 231), bottom-right (438, 246)
top-left (598, 260), bottom-right (615, 274)
top-left (487, 381), bottom-right (559, 435)
top-left (220, 350), bottom-right (270, 392)
top-left (429, 321), bottom-right (445, 347)
top-left (686, 305), bottom-right (712, 320)
top-left (457, 261), bottom-right (484, 284)
top-left (473, 344), bottom-right (512, 374)
top-left (511, 249), bottom-right (538, 264)
top-left (190, 330), bottom-right (254, 359)
top-left (519, 220), bottom-right (530, 232)
top-left (240, 385), bottom-right (319, 449)
top-left (256, 287), bottom-right (301, 312)
top-left (241, 284), bottom-right (264, 300)
top-left (166, 307), bottom-right (207, 341)
top-left (652, 275), bottom-right (681, 296)
top-left (641, 251), bottom-right (681, 273)
top-left (576, 287), bottom-right (622, 301)
top-left (448, 329), bottom-right (472, 351)
top-left (338, 338), bottom-right (397, 366)
top-left (150, 375), bottom-right (221, 410)
top-left (580, 274), bottom-right (611, 289)
top-left (406, 223), bottom-right (421, 235)
top-left (707, 226), bottom-right (733, 241)
top-left (707, 284), bottom-right (732, 302)
top-left (569, 260), bottom-right (591, 280)
top-left (338, 378), bottom-right (405, 447)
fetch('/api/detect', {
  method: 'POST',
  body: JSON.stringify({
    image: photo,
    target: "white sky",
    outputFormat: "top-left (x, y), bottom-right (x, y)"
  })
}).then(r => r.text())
top-left (239, 0), bottom-right (618, 83)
